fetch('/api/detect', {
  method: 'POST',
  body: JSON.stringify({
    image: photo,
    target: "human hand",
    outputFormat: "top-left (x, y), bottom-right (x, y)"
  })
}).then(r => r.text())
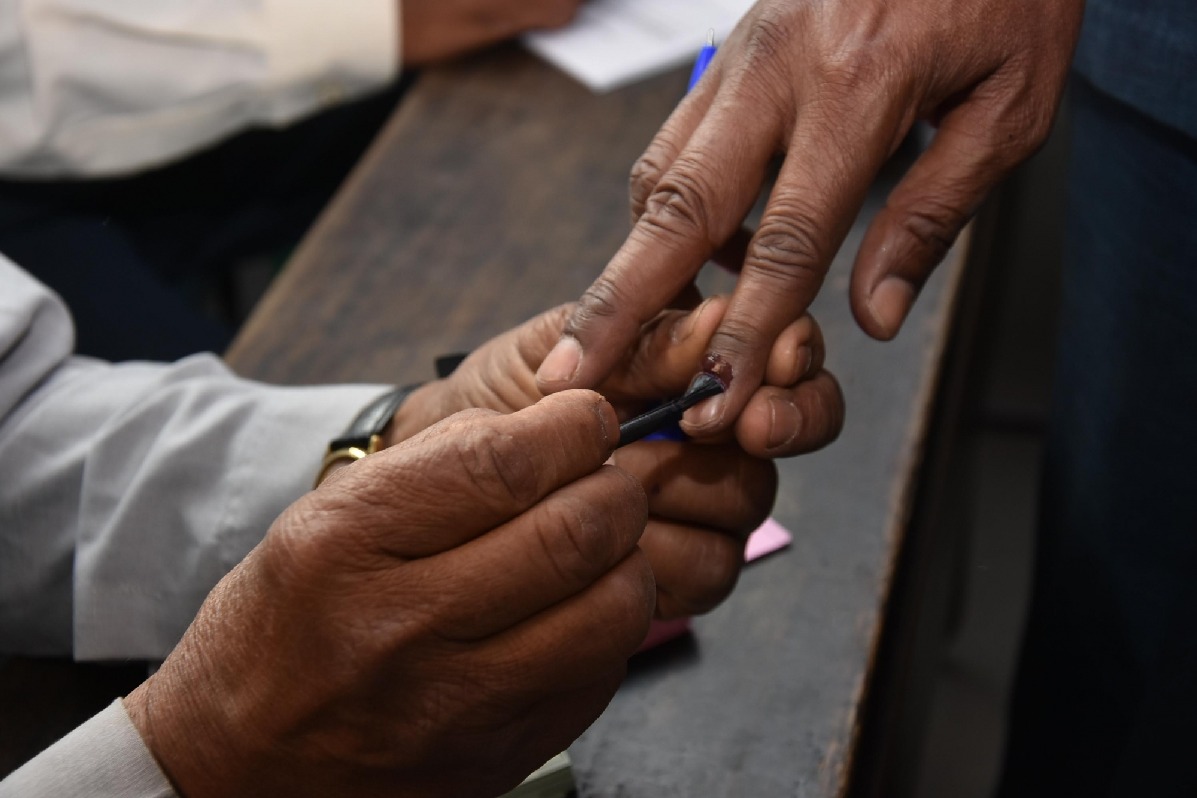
top-left (401, 0), bottom-right (584, 65)
top-left (124, 391), bottom-right (653, 798)
top-left (537, 0), bottom-right (1083, 433)
top-left (394, 298), bottom-right (843, 616)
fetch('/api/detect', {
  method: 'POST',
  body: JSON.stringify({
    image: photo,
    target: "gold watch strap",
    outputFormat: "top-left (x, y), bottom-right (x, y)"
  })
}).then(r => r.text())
top-left (314, 385), bottom-right (420, 489)
top-left (314, 435), bottom-right (383, 488)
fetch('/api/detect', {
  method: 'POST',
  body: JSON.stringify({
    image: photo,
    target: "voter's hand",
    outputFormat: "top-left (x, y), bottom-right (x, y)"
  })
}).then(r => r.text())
top-left (401, 0), bottom-right (583, 65)
top-left (124, 392), bottom-right (651, 798)
top-left (393, 299), bottom-right (843, 617)
top-left (537, 0), bottom-right (1083, 435)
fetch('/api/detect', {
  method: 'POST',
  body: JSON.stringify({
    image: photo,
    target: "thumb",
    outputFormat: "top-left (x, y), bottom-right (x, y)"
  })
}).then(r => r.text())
top-left (851, 97), bottom-right (1044, 340)
top-left (310, 390), bottom-right (620, 559)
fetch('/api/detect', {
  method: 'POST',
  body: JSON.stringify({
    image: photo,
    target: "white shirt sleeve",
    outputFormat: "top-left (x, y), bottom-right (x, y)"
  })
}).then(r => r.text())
top-left (0, 0), bottom-right (399, 177)
top-left (0, 253), bottom-right (389, 660)
top-left (0, 700), bottom-right (175, 798)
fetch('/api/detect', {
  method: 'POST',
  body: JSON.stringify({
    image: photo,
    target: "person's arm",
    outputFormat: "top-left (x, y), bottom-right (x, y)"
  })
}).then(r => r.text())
top-left (0, 254), bottom-right (386, 660)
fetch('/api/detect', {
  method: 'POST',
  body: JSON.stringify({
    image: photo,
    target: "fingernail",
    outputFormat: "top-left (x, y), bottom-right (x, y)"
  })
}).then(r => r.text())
top-left (867, 277), bottom-right (917, 338)
top-left (537, 335), bottom-right (582, 384)
top-left (766, 395), bottom-right (802, 451)
top-left (796, 345), bottom-right (813, 379)
top-left (682, 392), bottom-right (727, 430)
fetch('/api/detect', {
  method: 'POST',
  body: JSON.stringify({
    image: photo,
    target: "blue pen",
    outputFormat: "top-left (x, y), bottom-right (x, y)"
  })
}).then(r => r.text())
top-left (687, 30), bottom-right (718, 92)
top-left (645, 31), bottom-right (722, 444)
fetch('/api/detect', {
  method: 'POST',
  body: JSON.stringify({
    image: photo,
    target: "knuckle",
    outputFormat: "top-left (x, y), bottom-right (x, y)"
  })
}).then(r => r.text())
top-left (610, 464), bottom-right (649, 517)
top-left (454, 425), bottom-right (541, 507)
top-left (677, 536), bottom-right (742, 613)
top-left (629, 153), bottom-right (667, 207)
top-left (443, 407), bottom-right (502, 431)
top-left (532, 494), bottom-right (615, 587)
top-left (1022, 104), bottom-right (1057, 153)
top-left (816, 44), bottom-right (890, 99)
top-left (749, 210), bottom-right (828, 289)
top-left (571, 275), bottom-right (627, 328)
top-left (737, 458), bottom-right (779, 532)
top-left (277, 492), bottom-right (381, 565)
top-left (610, 549), bottom-right (657, 620)
top-left (982, 69), bottom-right (1061, 165)
top-left (722, 10), bottom-right (803, 115)
top-left (991, 109), bottom-right (1053, 166)
top-left (640, 163), bottom-right (718, 246)
top-left (262, 502), bottom-right (329, 575)
top-left (808, 371), bottom-right (846, 446)
top-left (708, 314), bottom-right (769, 360)
top-left (743, 11), bottom-right (793, 67)
top-left (896, 203), bottom-right (960, 269)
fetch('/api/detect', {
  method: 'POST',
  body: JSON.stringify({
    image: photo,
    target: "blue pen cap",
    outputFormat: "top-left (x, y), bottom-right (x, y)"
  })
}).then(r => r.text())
top-left (645, 424), bottom-right (688, 443)
top-left (687, 44), bottom-right (717, 92)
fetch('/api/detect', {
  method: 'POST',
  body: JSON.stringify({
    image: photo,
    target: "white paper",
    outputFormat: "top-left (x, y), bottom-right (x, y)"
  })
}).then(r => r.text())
top-left (524, 0), bottom-right (756, 93)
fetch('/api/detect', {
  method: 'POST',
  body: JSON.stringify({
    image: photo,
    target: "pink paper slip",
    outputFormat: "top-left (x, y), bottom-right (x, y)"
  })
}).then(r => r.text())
top-left (635, 617), bottom-right (693, 653)
top-left (745, 516), bottom-right (793, 562)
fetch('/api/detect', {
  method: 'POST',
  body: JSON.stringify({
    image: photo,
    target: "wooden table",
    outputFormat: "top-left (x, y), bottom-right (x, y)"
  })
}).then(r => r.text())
top-left (227, 45), bottom-right (968, 797)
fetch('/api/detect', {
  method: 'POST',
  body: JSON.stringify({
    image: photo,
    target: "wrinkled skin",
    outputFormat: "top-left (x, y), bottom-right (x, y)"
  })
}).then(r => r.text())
top-left (124, 300), bottom-right (845, 796)
top-left (126, 392), bottom-right (654, 798)
top-left (391, 299), bottom-right (843, 617)
top-left (538, 0), bottom-right (1084, 435)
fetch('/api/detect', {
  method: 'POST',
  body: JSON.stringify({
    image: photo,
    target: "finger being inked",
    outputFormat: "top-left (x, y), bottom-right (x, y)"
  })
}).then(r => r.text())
top-left (679, 351), bottom-right (735, 434)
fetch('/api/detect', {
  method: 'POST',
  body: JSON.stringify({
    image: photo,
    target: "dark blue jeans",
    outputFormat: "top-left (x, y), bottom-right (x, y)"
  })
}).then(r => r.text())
top-left (999, 76), bottom-right (1197, 796)
top-left (0, 84), bottom-right (406, 362)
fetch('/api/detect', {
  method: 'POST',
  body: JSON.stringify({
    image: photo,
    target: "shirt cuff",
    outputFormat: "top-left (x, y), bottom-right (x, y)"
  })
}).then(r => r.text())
top-left (73, 372), bottom-right (390, 661)
top-left (0, 700), bottom-right (175, 798)
top-left (262, 0), bottom-right (399, 119)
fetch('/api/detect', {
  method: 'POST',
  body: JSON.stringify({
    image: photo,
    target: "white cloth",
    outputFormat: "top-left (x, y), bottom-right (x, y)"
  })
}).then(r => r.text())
top-left (0, 253), bottom-right (387, 659)
top-left (0, 0), bottom-right (399, 177)
top-left (0, 700), bottom-right (175, 797)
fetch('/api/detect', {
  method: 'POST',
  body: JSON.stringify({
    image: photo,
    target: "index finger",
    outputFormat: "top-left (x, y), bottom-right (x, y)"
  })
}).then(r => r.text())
top-left (314, 389), bottom-right (619, 558)
top-left (534, 73), bottom-right (782, 395)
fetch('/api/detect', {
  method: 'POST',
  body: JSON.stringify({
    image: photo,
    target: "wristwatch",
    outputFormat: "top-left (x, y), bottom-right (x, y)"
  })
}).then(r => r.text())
top-left (314, 384), bottom-right (420, 487)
